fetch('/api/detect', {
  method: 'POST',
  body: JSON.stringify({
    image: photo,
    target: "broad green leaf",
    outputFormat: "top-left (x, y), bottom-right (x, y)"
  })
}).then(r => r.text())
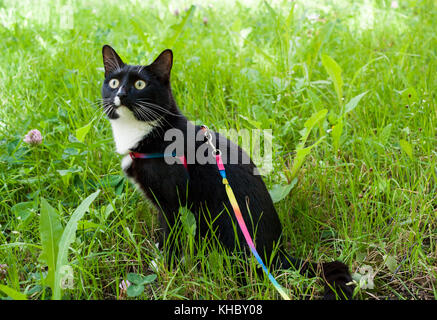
top-left (99, 174), bottom-right (125, 187)
top-left (321, 54), bottom-right (343, 105)
top-left (75, 119), bottom-right (93, 143)
top-left (383, 255), bottom-right (398, 273)
top-left (0, 284), bottom-right (27, 300)
top-left (379, 123), bottom-right (392, 145)
top-left (327, 110), bottom-right (338, 125)
top-left (98, 175), bottom-right (125, 196)
top-left (127, 273), bottom-right (144, 285)
top-left (127, 273), bottom-right (157, 285)
top-left (57, 167), bottom-right (82, 176)
top-left (288, 109), bottom-right (328, 181)
top-left (269, 178), bottom-right (298, 203)
top-left (304, 108), bottom-right (328, 130)
top-left (290, 146), bottom-right (312, 179)
top-left (298, 109), bottom-right (328, 148)
top-left (290, 136), bottom-right (325, 180)
top-left (344, 91), bottom-right (368, 115)
top-left (12, 201), bottom-right (36, 227)
top-left (115, 182), bottom-right (124, 196)
top-left (62, 147), bottom-right (79, 159)
top-left (104, 204), bottom-right (114, 220)
top-left (11, 201), bottom-right (34, 219)
top-left (180, 207), bottom-right (196, 238)
top-left (400, 87), bottom-right (418, 105)
top-left (77, 220), bottom-right (104, 231)
top-left (57, 166), bottom-right (83, 187)
top-left (126, 284), bottom-right (144, 297)
top-left (141, 274), bottom-right (157, 284)
top-left (399, 139), bottom-right (413, 159)
top-left (53, 190), bottom-right (100, 300)
top-left (39, 198), bottom-right (63, 292)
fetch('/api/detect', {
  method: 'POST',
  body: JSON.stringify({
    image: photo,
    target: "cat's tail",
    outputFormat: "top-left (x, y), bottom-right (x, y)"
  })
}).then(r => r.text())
top-left (277, 252), bottom-right (355, 300)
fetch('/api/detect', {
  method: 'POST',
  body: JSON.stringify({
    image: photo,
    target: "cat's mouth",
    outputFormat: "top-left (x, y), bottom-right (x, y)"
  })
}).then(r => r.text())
top-left (102, 96), bottom-right (133, 119)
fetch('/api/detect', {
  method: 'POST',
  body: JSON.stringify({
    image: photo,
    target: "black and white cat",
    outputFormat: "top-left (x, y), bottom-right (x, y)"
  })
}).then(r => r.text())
top-left (101, 45), bottom-right (354, 299)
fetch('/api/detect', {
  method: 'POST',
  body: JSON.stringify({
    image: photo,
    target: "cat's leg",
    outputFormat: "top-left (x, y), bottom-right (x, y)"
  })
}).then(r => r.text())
top-left (276, 251), bottom-right (354, 300)
top-left (156, 207), bottom-right (184, 266)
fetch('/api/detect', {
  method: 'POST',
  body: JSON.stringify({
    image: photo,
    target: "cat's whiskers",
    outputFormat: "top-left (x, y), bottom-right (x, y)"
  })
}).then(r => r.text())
top-left (102, 103), bottom-right (114, 115)
top-left (145, 111), bottom-right (167, 137)
top-left (133, 104), bottom-right (160, 132)
top-left (134, 102), bottom-right (172, 131)
top-left (136, 99), bottom-right (183, 117)
top-left (133, 102), bottom-right (167, 137)
top-left (81, 98), bottom-right (113, 124)
top-left (102, 102), bottom-right (117, 119)
top-left (140, 103), bottom-right (182, 118)
top-left (100, 97), bottom-right (118, 119)
top-left (134, 101), bottom-right (181, 134)
top-left (132, 104), bottom-right (151, 122)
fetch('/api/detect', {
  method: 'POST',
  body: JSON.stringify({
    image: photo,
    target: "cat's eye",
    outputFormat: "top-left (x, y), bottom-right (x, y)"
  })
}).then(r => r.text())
top-left (109, 78), bottom-right (119, 89)
top-left (134, 80), bottom-right (147, 90)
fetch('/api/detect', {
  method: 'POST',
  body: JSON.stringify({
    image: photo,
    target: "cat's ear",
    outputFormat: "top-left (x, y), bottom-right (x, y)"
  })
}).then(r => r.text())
top-left (149, 49), bottom-right (173, 81)
top-left (102, 45), bottom-right (124, 76)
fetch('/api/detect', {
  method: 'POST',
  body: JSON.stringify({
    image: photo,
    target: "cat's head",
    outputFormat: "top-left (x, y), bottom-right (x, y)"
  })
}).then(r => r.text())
top-left (101, 45), bottom-right (176, 121)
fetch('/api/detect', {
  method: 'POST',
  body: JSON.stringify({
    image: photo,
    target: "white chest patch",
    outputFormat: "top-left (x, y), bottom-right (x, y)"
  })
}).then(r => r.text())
top-left (109, 106), bottom-right (158, 155)
top-left (121, 154), bottom-right (132, 171)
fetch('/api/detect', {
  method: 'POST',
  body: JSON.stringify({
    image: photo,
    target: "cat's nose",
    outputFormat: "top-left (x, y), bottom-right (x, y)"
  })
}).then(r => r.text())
top-left (115, 86), bottom-right (128, 106)
top-left (117, 86), bottom-right (127, 98)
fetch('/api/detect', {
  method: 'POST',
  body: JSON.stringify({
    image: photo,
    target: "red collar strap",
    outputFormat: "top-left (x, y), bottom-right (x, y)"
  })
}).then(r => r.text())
top-left (129, 151), bottom-right (188, 171)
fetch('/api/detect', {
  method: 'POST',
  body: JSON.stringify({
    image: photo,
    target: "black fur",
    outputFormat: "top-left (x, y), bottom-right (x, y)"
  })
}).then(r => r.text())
top-left (101, 45), bottom-right (354, 300)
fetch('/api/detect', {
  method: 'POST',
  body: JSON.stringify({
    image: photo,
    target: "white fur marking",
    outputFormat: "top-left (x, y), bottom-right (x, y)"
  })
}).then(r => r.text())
top-left (114, 96), bottom-right (121, 106)
top-left (109, 106), bottom-right (158, 154)
top-left (121, 155), bottom-right (132, 171)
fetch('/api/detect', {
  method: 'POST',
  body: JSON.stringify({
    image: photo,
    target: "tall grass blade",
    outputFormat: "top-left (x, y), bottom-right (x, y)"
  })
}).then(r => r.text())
top-left (0, 284), bottom-right (27, 300)
top-left (321, 54), bottom-right (343, 106)
top-left (39, 198), bottom-right (63, 293)
top-left (53, 190), bottom-right (100, 300)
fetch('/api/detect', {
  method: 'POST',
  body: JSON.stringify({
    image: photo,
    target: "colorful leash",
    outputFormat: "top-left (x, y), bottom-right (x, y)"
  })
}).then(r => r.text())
top-left (201, 125), bottom-right (291, 300)
top-left (128, 126), bottom-right (291, 300)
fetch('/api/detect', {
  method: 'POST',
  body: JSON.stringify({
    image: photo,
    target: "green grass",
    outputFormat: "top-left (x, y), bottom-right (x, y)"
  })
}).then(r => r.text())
top-left (0, 0), bottom-right (436, 300)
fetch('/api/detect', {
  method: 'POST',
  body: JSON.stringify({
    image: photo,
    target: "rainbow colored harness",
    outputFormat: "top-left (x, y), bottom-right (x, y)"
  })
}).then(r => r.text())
top-left (128, 125), bottom-right (291, 300)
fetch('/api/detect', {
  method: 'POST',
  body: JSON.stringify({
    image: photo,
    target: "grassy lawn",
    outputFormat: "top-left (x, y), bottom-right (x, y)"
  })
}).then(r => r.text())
top-left (0, 0), bottom-right (435, 300)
